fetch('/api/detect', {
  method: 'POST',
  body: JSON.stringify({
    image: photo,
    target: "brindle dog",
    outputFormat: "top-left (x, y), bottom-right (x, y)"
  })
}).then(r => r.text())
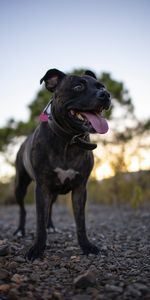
top-left (14, 69), bottom-right (111, 260)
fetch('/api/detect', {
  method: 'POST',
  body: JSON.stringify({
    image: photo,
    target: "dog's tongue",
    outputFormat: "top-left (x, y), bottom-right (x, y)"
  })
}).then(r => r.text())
top-left (81, 112), bottom-right (109, 134)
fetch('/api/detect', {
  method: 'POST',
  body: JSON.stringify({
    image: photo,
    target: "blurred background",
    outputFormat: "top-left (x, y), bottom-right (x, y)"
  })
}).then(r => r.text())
top-left (0, 0), bottom-right (150, 207)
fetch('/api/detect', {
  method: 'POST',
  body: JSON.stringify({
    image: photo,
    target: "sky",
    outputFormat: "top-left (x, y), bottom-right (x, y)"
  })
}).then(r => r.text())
top-left (0, 0), bottom-right (150, 127)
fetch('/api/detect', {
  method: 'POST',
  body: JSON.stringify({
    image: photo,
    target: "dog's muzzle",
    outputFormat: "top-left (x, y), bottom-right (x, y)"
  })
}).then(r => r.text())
top-left (96, 89), bottom-right (111, 110)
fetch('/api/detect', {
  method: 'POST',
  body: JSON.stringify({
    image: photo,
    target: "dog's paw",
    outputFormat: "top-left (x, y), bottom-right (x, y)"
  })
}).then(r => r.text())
top-left (47, 226), bottom-right (62, 234)
top-left (82, 243), bottom-right (100, 255)
top-left (25, 244), bottom-right (45, 261)
top-left (13, 227), bottom-right (25, 237)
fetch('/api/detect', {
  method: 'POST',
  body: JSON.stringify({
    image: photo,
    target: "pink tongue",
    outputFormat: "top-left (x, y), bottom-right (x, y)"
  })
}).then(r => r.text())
top-left (81, 112), bottom-right (109, 134)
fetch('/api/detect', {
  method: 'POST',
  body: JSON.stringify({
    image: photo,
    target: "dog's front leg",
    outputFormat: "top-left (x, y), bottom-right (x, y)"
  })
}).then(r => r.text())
top-left (26, 184), bottom-right (47, 261)
top-left (47, 193), bottom-right (58, 232)
top-left (72, 184), bottom-right (99, 255)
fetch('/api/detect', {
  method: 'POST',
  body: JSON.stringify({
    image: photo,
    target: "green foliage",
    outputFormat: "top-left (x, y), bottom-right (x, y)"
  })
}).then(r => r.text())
top-left (110, 145), bottom-right (127, 174)
top-left (131, 185), bottom-right (143, 209)
top-left (100, 72), bottom-right (134, 119)
top-left (28, 89), bottom-right (51, 119)
top-left (0, 118), bottom-right (18, 150)
top-left (0, 178), bottom-right (15, 205)
top-left (88, 171), bottom-right (150, 207)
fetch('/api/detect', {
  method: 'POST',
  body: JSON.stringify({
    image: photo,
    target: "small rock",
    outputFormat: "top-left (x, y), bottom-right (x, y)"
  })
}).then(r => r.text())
top-left (70, 255), bottom-right (80, 261)
top-left (126, 285), bottom-right (142, 297)
top-left (11, 273), bottom-right (28, 283)
top-left (14, 256), bottom-right (26, 263)
top-left (0, 268), bottom-right (10, 280)
top-left (0, 244), bottom-right (9, 256)
top-left (52, 290), bottom-right (62, 300)
top-left (101, 245), bottom-right (108, 255)
top-left (29, 273), bottom-right (40, 282)
top-left (88, 253), bottom-right (96, 258)
top-left (9, 262), bottom-right (18, 270)
top-left (73, 270), bottom-right (96, 289)
top-left (133, 283), bottom-right (149, 294)
top-left (72, 295), bottom-right (91, 300)
top-left (8, 289), bottom-right (19, 300)
top-left (108, 264), bottom-right (118, 271)
top-left (32, 259), bottom-right (42, 265)
top-left (59, 267), bottom-right (68, 273)
top-left (50, 255), bottom-right (60, 261)
top-left (101, 245), bottom-right (108, 251)
top-left (66, 246), bottom-right (78, 251)
top-left (99, 234), bottom-right (105, 239)
top-left (88, 265), bottom-right (98, 274)
top-left (105, 284), bottom-right (123, 293)
top-left (0, 239), bottom-right (7, 246)
top-left (0, 284), bottom-right (12, 292)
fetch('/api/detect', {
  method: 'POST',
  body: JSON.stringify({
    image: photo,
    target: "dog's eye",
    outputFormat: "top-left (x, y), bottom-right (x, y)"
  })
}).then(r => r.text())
top-left (73, 83), bottom-right (85, 92)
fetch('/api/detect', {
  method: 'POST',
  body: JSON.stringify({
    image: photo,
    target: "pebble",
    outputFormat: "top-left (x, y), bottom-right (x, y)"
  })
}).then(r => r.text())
top-left (8, 261), bottom-right (18, 270)
top-left (132, 282), bottom-right (149, 294)
top-left (14, 256), bottom-right (26, 263)
top-left (126, 285), bottom-right (142, 297)
top-left (1, 204), bottom-right (150, 299)
top-left (0, 284), bottom-right (12, 292)
top-left (0, 244), bottom-right (9, 256)
top-left (73, 270), bottom-right (96, 289)
top-left (72, 295), bottom-right (91, 300)
top-left (11, 273), bottom-right (28, 283)
top-left (105, 284), bottom-right (123, 293)
top-left (8, 289), bottom-right (19, 300)
top-left (0, 268), bottom-right (10, 280)
top-left (51, 291), bottom-right (62, 300)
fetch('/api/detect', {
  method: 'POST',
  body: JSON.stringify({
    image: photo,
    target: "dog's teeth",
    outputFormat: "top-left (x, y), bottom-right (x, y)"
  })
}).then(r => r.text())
top-left (76, 113), bottom-right (84, 121)
top-left (70, 110), bottom-right (75, 115)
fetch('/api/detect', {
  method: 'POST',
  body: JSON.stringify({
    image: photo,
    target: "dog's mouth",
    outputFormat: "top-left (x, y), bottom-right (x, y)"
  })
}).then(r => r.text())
top-left (69, 108), bottom-right (109, 134)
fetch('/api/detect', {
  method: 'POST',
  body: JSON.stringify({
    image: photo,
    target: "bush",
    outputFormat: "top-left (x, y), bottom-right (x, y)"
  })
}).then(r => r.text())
top-left (88, 170), bottom-right (150, 207)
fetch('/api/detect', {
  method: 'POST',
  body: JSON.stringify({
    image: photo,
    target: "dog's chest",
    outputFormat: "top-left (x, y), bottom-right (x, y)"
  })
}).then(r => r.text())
top-left (54, 167), bottom-right (79, 184)
top-left (52, 167), bottom-right (81, 194)
top-left (46, 141), bottom-right (93, 193)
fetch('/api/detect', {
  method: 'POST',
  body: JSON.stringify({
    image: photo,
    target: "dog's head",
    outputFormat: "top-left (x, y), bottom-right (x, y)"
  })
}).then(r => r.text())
top-left (40, 68), bottom-right (111, 135)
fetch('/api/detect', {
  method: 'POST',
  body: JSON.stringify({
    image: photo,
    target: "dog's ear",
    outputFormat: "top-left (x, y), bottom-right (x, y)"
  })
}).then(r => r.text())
top-left (40, 69), bottom-right (66, 92)
top-left (84, 70), bottom-right (97, 79)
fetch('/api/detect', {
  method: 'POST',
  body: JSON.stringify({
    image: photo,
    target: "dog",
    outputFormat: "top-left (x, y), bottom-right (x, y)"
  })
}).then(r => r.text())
top-left (14, 68), bottom-right (111, 260)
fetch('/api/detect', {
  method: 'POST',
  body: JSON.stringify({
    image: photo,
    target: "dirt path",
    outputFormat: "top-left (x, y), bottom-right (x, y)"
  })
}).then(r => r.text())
top-left (0, 203), bottom-right (150, 300)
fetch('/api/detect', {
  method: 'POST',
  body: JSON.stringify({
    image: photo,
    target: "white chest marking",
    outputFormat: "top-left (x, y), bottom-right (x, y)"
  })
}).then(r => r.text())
top-left (54, 167), bottom-right (79, 184)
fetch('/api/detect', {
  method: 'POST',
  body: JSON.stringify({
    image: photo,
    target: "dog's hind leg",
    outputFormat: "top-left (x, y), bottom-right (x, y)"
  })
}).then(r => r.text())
top-left (14, 162), bottom-right (32, 237)
top-left (47, 193), bottom-right (58, 233)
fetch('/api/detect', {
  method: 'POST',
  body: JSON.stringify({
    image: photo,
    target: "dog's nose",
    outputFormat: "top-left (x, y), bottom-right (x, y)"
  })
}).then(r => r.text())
top-left (97, 89), bottom-right (110, 99)
top-left (97, 89), bottom-right (111, 109)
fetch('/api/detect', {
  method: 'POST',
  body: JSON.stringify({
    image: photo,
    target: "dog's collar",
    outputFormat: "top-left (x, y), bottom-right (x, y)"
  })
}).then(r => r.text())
top-left (49, 118), bottom-right (97, 150)
top-left (39, 100), bottom-right (97, 150)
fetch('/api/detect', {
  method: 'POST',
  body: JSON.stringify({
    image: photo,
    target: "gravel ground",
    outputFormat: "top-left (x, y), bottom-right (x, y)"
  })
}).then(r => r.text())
top-left (0, 203), bottom-right (150, 300)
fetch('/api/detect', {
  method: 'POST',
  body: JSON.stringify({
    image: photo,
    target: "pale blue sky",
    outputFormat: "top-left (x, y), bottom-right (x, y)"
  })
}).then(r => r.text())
top-left (0, 0), bottom-right (150, 126)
